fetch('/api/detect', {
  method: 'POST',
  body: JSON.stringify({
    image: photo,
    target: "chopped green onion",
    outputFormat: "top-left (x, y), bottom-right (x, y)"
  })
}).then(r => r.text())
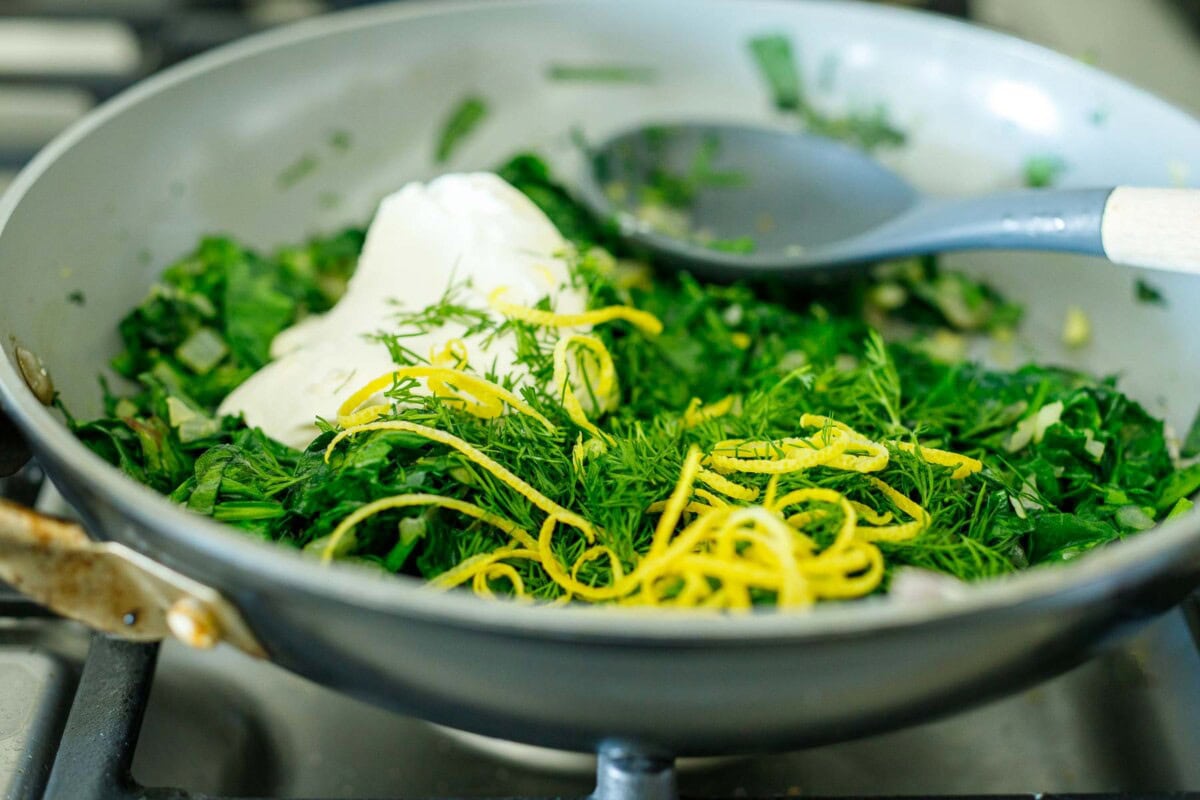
top-left (435, 95), bottom-right (488, 163)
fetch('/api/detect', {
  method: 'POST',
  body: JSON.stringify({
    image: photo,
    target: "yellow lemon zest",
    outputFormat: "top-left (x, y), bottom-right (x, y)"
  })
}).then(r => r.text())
top-left (431, 338), bottom-right (470, 369)
top-left (706, 431), bottom-right (849, 474)
top-left (552, 334), bottom-right (618, 443)
top-left (488, 287), bottom-right (663, 335)
top-left (799, 413), bottom-right (889, 472)
top-left (337, 366), bottom-right (555, 432)
top-left (649, 447), bottom-right (705, 558)
top-left (763, 474), bottom-right (781, 509)
top-left (338, 403), bottom-right (390, 428)
top-left (571, 545), bottom-right (626, 583)
top-left (892, 440), bottom-right (983, 479)
top-left (325, 421), bottom-right (595, 539)
top-left (646, 499), bottom-right (718, 515)
top-left (537, 517), bottom-right (633, 601)
top-left (319, 493), bottom-right (537, 563)
top-left (696, 468), bottom-right (760, 502)
top-left (472, 563), bottom-right (528, 600)
top-left (772, 488), bottom-right (859, 554)
top-left (681, 395), bottom-right (737, 428)
top-left (854, 476), bottom-right (931, 543)
top-left (692, 488), bottom-right (729, 509)
top-left (850, 502), bottom-right (893, 525)
top-left (322, 407), bottom-right (967, 610)
top-left (430, 546), bottom-right (540, 589)
top-left (803, 543), bottom-right (885, 599)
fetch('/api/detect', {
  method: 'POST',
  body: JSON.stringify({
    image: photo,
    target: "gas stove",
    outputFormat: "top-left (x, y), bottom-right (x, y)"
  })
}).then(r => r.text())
top-left (4, 567), bottom-right (1200, 799)
top-left (4, 1), bottom-right (1200, 798)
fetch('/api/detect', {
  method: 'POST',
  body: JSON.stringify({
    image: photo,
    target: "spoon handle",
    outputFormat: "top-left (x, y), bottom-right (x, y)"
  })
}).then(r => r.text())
top-left (859, 187), bottom-right (1200, 273)
top-left (1101, 187), bottom-right (1200, 273)
top-left (846, 188), bottom-right (1111, 263)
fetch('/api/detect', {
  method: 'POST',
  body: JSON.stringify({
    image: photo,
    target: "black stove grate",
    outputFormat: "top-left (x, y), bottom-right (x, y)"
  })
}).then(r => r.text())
top-left (32, 625), bottom-right (1200, 800)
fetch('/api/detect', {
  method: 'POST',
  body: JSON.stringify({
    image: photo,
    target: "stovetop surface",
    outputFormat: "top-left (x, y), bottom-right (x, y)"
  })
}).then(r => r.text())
top-left (5, 589), bottom-right (1200, 798)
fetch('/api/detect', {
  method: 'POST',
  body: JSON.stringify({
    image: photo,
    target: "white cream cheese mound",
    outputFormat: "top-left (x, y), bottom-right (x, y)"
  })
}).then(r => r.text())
top-left (218, 172), bottom-right (584, 449)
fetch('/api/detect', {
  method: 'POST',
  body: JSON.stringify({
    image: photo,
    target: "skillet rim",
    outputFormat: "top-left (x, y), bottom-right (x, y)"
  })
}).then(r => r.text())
top-left (1, 0), bottom-right (1199, 644)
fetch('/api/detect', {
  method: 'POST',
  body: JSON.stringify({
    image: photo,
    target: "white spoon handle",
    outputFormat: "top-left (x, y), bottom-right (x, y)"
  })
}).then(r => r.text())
top-left (1101, 187), bottom-right (1200, 273)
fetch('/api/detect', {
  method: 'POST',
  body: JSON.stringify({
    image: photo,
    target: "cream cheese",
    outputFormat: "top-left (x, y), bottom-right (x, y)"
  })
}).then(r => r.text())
top-left (218, 172), bottom-right (583, 448)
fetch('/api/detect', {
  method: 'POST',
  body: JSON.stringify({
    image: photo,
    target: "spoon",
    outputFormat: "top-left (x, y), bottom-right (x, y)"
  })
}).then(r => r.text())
top-left (578, 122), bottom-right (1200, 280)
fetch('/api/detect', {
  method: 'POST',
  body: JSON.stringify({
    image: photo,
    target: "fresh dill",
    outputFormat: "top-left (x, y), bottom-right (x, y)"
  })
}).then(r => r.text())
top-left (73, 155), bottom-right (1192, 605)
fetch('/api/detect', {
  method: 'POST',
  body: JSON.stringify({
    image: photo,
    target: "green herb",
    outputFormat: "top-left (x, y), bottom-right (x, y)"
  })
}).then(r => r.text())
top-left (1135, 278), bottom-right (1166, 306)
top-left (74, 228), bottom-right (364, 496)
top-left (748, 34), bottom-right (804, 112)
top-left (748, 33), bottom-right (905, 151)
top-left (872, 257), bottom-right (1021, 332)
top-left (67, 290), bottom-right (86, 306)
top-left (547, 64), bottom-right (657, 83)
top-left (706, 235), bottom-right (757, 254)
top-left (1168, 497), bottom-right (1194, 519)
top-left (328, 129), bottom-right (352, 152)
top-left (1182, 405), bottom-right (1200, 459)
top-left (1024, 155), bottom-right (1066, 188)
top-left (641, 129), bottom-right (747, 210)
top-left (78, 155), bottom-right (1194, 603)
top-left (1157, 463), bottom-right (1200, 513)
top-left (435, 95), bottom-right (489, 163)
top-left (277, 154), bottom-right (319, 189)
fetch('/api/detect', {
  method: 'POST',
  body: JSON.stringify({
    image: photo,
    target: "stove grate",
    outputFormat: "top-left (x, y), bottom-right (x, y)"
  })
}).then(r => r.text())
top-left (38, 631), bottom-right (1200, 800)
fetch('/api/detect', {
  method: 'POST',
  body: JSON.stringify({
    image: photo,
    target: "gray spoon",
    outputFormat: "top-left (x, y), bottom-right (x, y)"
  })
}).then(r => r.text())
top-left (578, 123), bottom-right (1200, 280)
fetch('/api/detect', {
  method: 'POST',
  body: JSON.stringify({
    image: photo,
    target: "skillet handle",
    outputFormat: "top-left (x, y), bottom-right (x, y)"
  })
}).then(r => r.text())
top-left (0, 498), bottom-right (265, 657)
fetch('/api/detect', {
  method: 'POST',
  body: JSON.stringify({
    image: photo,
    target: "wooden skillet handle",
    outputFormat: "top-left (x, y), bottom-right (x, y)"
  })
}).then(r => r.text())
top-left (1101, 187), bottom-right (1200, 273)
top-left (0, 499), bottom-right (265, 657)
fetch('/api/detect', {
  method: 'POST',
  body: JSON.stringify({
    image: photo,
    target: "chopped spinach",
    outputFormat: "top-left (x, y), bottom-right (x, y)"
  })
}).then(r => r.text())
top-left (77, 155), bottom-right (1195, 602)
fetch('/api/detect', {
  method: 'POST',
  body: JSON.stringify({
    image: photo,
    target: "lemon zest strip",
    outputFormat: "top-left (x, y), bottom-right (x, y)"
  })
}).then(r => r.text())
top-left (696, 468), bottom-right (760, 501)
top-left (325, 420), bottom-right (595, 539)
top-left (649, 447), bottom-right (705, 559)
top-left (682, 395), bottom-right (736, 428)
top-left (336, 366), bottom-right (555, 432)
top-left (473, 563), bottom-right (528, 599)
top-left (319, 493), bottom-right (537, 563)
top-left (892, 441), bottom-right (983, 480)
top-left (430, 547), bottom-right (539, 589)
top-left (488, 287), bottom-right (663, 335)
top-left (706, 432), bottom-right (849, 474)
top-left (552, 334), bottom-right (617, 443)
